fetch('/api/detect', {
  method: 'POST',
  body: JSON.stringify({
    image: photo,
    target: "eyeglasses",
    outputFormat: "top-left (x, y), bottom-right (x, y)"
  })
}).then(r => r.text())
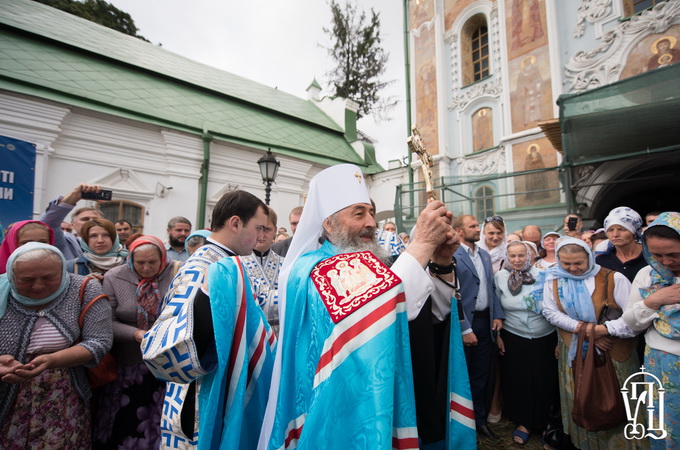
top-left (484, 216), bottom-right (504, 223)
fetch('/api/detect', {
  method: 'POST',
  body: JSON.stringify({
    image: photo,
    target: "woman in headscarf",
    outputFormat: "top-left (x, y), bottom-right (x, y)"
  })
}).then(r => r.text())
top-left (540, 237), bottom-right (642, 449)
top-left (0, 243), bottom-right (112, 448)
top-left (534, 231), bottom-right (560, 270)
top-left (495, 241), bottom-right (557, 445)
top-left (94, 235), bottom-right (180, 449)
top-left (184, 229), bottom-right (211, 256)
top-left (623, 212), bottom-right (680, 448)
top-left (66, 218), bottom-right (127, 278)
top-left (0, 220), bottom-right (54, 274)
top-left (479, 216), bottom-right (507, 274)
top-left (596, 207), bottom-right (647, 282)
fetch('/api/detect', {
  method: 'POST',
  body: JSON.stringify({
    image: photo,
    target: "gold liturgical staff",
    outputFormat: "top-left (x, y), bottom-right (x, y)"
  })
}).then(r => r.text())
top-left (407, 126), bottom-right (436, 201)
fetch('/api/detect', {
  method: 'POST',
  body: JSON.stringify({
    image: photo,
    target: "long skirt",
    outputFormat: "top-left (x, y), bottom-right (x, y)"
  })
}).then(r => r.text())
top-left (500, 329), bottom-right (558, 431)
top-left (557, 339), bottom-right (648, 450)
top-left (93, 362), bottom-right (165, 449)
top-left (0, 368), bottom-right (90, 449)
top-left (646, 346), bottom-right (680, 450)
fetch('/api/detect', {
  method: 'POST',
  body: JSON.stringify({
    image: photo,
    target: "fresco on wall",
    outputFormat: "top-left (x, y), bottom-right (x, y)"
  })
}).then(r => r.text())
top-left (410, 0), bottom-right (434, 29)
top-left (472, 107), bottom-right (493, 152)
top-left (512, 138), bottom-right (560, 208)
top-left (621, 25), bottom-right (680, 79)
top-left (509, 47), bottom-right (553, 132)
top-left (444, 0), bottom-right (475, 32)
top-left (414, 26), bottom-right (439, 155)
top-left (505, 0), bottom-right (548, 61)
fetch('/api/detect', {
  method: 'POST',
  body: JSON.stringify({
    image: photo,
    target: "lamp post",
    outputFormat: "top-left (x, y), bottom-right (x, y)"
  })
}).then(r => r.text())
top-left (257, 148), bottom-right (280, 205)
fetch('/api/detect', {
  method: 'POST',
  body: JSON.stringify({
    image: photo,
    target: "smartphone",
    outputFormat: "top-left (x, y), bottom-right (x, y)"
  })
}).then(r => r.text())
top-left (81, 189), bottom-right (113, 201)
top-left (567, 216), bottom-right (578, 231)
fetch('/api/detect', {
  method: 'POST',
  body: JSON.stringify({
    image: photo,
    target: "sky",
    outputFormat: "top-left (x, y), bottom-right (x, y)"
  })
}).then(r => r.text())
top-left (107, 0), bottom-right (409, 168)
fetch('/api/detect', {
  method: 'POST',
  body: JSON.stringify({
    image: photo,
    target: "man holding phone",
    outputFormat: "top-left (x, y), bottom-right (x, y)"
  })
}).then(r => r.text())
top-left (563, 213), bottom-right (583, 238)
top-left (39, 183), bottom-right (104, 259)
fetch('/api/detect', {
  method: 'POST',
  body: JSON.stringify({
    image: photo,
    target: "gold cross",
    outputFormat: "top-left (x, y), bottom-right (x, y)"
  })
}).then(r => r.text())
top-left (354, 172), bottom-right (363, 184)
top-left (407, 126), bottom-right (436, 201)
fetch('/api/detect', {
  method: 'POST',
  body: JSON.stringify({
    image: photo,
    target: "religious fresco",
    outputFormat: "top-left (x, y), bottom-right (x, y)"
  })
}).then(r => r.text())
top-left (620, 25), bottom-right (680, 79)
top-left (472, 107), bottom-right (493, 152)
top-left (443, 0), bottom-right (475, 32)
top-left (410, 0), bottom-right (434, 29)
top-left (414, 26), bottom-right (439, 155)
top-left (509, 47), bottom-right (553, 132)
top-left (504, 0), bottom-right (548, 61)
top-left (511, 138), bottom-right (560, 208)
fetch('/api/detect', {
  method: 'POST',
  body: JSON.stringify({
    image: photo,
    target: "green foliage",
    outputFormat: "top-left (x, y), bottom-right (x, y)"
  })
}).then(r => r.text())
top-left (32, 0), bottom-right (148, 41)
top-left (323, 0), bottom-right (396, 120)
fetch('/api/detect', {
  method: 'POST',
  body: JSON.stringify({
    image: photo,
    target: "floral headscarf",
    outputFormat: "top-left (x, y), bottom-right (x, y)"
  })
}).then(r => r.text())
top-left (504, 241), bottom-right (535, 296)
top-left (640, 212), bottom-right (680, 339)
top-left (128, 236), bottom-right (170, 330)
top-left (0, 220), bottom-right (55, 274)
top-left (604, 206), bottom-right (643, 242)
top-left (0, 243), bottom-right (68, 318)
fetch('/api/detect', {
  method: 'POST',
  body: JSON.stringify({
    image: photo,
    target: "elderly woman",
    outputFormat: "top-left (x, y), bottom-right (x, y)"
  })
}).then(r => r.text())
top-left (0, 220), bottom-right (54, 274)
top-left (184, 229), bottom-right (211, 256)
top-left (495, 241), bottom-right (558, 445)
top-left (596, 207), bottom-right (647, 282)
top-left (242, 207), bottom-right (283, 335)
top-left (0, 243), bottom-right (112, 448)
top-left (94, 236), bottom-right (180, 449)
top-left (535, 231), bottom-right (560, 270)
top-left (479, 216), bottom-right (507, 274)
top-left (67, 218), bottom-right (127, 277)
top-left (541, 237), bottom-right (642, 449)
top-left (623, 212), bottom-right (680, 447)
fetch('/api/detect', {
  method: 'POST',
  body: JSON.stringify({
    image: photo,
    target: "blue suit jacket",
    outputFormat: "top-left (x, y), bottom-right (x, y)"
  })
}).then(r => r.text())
top-left (454, 245), bottom-right (504, 336)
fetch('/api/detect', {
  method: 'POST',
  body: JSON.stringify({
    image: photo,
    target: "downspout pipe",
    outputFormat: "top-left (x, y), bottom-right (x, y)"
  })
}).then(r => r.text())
top-left (198, 132), bottom-right (213, 229)
top-left (403, 0), bottom-right (415, 218)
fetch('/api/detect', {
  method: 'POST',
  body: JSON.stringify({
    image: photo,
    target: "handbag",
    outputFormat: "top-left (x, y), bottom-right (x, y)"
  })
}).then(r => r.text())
top-left (570, 323), bottom-right (627, 431)
top-left (78, 277), bottom-right (118, 388)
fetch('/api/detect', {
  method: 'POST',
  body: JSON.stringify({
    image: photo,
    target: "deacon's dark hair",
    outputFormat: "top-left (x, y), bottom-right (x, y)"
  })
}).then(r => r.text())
top-left (644, 225), bottom-right (680, 243)
top-left (211, 190), bottom-right (268, 232)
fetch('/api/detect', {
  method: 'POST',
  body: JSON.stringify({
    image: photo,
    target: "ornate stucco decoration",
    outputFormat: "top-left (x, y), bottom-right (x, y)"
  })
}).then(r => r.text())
top-left (447, 2), bottom-right (503, 110)
top-left (455, 144), bottom-right (506, 176)
top-left (574, 0), bottom-right (614, 38)
top-left (565, 0), bottom-right (680, 93)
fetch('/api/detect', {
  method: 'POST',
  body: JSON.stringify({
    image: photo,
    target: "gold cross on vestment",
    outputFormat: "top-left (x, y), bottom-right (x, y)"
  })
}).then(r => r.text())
top-left (407, 126), bottom-right (436, 201)
top-left (354, 172), bottom-right (363, 184)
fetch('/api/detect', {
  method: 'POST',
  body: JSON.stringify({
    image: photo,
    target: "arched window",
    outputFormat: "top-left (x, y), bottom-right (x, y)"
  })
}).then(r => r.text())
top-left (99, 200), bottom-right (145, 234)
top-left (461, 14), bottom-right (490, 86)
top-left (474, 185), bottom-right (495, 223)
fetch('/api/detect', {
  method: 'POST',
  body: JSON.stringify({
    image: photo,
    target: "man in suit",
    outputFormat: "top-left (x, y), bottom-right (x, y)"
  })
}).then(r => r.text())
top-left (271, 206), bottom-right (303, 257)
top-left (453, 214), bottom-right (504, 439)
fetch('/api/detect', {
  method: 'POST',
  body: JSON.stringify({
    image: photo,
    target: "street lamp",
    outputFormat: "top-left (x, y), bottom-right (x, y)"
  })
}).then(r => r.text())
top-left (257, 148), bottom-right (280, 205)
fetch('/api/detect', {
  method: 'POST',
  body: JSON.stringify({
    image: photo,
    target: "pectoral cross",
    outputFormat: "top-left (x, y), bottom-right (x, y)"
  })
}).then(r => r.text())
top-left (407, 126), bottom-right (436, 201)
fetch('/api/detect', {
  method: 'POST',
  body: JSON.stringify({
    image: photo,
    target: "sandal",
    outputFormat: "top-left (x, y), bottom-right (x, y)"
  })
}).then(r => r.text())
top-left (513, 428), bottom-right (530, 445)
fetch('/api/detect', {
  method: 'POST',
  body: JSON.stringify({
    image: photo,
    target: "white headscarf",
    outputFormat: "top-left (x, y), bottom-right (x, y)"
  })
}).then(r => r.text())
top-left (603, 206), bottom-right (643, 241)
top-left (258, 164), bottom-right (372, 448)
top-left (478, 220), bottom-right (507, 265)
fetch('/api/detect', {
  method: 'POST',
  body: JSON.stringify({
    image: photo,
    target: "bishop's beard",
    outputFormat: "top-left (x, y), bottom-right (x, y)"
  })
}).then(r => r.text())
top-left (327, 227), bottom-right (393, 266)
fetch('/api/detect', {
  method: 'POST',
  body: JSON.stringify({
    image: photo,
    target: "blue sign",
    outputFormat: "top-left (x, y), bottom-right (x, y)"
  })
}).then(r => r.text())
top-left (0, 135), bottom-right (36, 235)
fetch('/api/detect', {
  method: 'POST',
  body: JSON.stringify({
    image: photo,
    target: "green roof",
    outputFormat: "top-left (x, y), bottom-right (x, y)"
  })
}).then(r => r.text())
top-left (0, 0), bottom-right (383, 171)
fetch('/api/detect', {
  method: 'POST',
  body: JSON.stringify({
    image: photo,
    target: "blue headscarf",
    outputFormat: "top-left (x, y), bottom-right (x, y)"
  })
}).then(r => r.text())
top-left (184, 229), bottom-right (211, 250)
top-left (603, 206), bottom-right (643, 242)
top-left (0, 242), bottom-right (69, 319)
top-left (640, 212), bottom-right (680, 339)
top-left (532, 237), bottom-right (600, 365)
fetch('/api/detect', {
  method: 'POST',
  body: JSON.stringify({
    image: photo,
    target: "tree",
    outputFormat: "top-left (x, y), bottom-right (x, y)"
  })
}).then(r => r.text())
top-left (323, 0), bottom-right (396, 120)
top-left (32, 0), bottom-right (148, 41)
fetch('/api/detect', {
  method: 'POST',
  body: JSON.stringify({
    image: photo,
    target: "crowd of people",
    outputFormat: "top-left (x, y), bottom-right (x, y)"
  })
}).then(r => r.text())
top-left (0, 172), bottom-right (678, 450)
